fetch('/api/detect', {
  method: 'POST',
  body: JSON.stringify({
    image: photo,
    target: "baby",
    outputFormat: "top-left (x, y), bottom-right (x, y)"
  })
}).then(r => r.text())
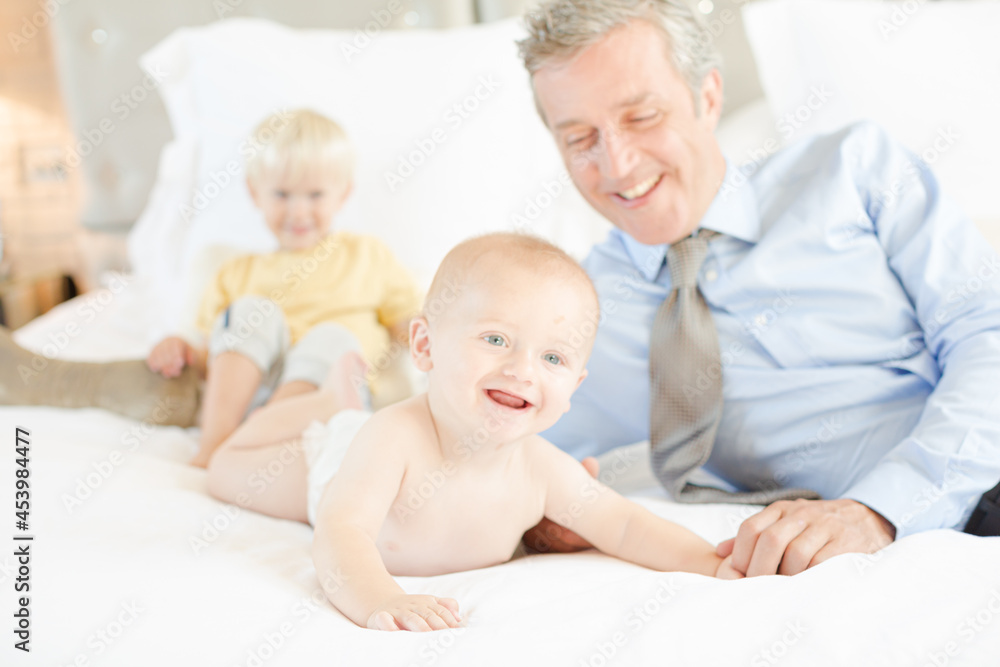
top-left (146, 109), bottom-right (421, 467)
top-left (207, 233), bottom-right (739, 632)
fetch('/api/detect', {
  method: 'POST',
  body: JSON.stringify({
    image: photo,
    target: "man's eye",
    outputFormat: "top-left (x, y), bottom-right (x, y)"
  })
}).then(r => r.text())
top-left (629, 108), bottom-right (662, 124)
top-left (485, 335), bottom-right (505, 346)
top-left (566, 131), bottom-right (595, 147)
top-left (543, 353), bottom-right (562, 365)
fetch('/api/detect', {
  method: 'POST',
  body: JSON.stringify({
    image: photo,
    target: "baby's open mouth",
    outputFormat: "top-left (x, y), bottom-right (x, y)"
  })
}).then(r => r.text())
top-left (486, 389), bottom-right (531, 410)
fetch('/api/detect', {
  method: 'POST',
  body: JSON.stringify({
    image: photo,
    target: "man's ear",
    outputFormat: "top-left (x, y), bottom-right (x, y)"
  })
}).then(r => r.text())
top-left (698, 68), bottom-right (724, 129)
top-left (409, 316), bottom-right (432, 372)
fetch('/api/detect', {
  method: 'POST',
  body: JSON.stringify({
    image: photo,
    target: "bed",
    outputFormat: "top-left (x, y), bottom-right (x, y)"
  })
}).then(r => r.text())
top-left (6, 1), bottom-right (1000, 665)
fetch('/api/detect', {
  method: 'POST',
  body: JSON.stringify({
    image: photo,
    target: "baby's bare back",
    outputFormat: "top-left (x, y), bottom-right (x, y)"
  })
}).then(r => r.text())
top-left (365, 400), bottom-right (549, 576)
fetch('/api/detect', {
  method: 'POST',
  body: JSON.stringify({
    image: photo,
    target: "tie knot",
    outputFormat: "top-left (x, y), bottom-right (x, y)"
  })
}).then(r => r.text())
top-left (667, 229), bottom-right (715, 288)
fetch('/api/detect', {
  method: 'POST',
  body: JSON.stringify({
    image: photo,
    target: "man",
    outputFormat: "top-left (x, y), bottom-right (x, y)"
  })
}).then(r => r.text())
top-left (518, 0), bottom-right (1000, 577)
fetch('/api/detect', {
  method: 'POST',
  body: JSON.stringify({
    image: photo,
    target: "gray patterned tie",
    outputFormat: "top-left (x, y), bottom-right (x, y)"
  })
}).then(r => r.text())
top-left (649, 229), bottom-right (820, 504)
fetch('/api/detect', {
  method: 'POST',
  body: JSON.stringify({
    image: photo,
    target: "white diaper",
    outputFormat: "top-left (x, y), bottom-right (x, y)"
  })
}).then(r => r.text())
top-left (302, 408), bottom-right (373, 526)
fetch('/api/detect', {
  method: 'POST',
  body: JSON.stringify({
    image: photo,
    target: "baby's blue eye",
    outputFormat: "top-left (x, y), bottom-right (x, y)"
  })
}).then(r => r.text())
top-left (485, 335), bottom-right (505, 346)
top-left (275, 190), bottom-right (288, 199)
top-left (543, 353), bottom-right (562, 365)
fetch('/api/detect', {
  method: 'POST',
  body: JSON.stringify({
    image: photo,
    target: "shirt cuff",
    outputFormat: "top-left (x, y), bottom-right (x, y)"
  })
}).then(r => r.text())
top-left (841, 457), bottom-right (981, 540)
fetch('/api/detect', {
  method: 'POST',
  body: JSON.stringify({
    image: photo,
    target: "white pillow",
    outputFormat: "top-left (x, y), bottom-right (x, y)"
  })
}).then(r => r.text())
top-left (743, 0), bottom-right (1000, 222)
top-left (125, 137), bottom-right (200, 344)
top-left (133, 18), bottom-right (611, 338)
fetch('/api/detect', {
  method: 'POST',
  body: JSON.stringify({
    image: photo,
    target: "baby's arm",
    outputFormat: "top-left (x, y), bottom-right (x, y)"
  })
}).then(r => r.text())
top-left (536, 441), bottom-right (739, 578)
top-left (312, 411), bottom-right (462, 631)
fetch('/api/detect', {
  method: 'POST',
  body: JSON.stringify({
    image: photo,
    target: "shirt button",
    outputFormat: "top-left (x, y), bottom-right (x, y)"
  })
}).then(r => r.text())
top-left (704, 269), bottom-right (718, 282)
top-left (754, 314), bottom-right (767, 326)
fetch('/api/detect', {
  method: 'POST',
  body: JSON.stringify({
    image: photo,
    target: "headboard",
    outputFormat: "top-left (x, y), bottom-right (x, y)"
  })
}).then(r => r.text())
top-left (49, 0), bottom-right (478, 231)
top-left (49, 0), bottom-right (764, 232)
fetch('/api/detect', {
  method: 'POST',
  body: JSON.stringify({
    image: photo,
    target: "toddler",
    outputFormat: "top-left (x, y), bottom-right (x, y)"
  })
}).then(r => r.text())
top-left (146, 109), bottom-right (421, 467)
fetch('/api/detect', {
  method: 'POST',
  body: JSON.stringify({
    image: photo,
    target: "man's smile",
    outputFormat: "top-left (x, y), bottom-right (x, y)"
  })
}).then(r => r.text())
top-left (616, 174), bottom-right (662, 201)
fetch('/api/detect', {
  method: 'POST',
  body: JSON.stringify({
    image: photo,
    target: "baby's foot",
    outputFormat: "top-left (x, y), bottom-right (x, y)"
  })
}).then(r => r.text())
top-left (319, 352), bottom-right (369, 411)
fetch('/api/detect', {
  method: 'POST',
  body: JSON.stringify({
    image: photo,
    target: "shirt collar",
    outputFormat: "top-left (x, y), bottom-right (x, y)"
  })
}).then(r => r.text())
top-left (616, 159), bottom-right (761, 281)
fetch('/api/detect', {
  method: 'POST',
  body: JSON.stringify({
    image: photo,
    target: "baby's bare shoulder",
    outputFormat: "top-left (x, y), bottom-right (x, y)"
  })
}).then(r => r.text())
top-left (522, 434), bottom-right (576, 462)
top-left (519, 435), bottom-right (584, 480)
top-left (368, 394), bottom-right (426, 425)
top-left (361, 395), bottom-right (437, 453)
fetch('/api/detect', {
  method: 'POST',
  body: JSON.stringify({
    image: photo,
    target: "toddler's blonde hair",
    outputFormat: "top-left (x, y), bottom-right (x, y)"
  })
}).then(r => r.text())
top-left (245, 108), bottom-right (355, 186)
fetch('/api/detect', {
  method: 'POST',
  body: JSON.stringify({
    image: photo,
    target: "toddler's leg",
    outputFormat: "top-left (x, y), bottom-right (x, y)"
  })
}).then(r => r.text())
top-left (206, 357), bottom-right (363, 523)
top-left (193, 352), bottom-right (262, 468)
top-left (194, 296), bottom-right (290, 467)
top-left (272, 322), bottom-right (370, 410)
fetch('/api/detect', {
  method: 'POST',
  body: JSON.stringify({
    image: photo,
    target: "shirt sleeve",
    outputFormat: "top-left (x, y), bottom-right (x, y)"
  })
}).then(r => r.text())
top-left (194, 260), bottom-right (238, 340)
top-left (372, 241), bottom-right (423, 332)
top-left (839, 124), bottom-right (1000, 538)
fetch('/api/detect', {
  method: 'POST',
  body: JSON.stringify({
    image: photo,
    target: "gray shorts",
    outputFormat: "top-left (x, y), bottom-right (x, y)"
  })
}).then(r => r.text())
top-left (208, 296), bottom-right (369, 405)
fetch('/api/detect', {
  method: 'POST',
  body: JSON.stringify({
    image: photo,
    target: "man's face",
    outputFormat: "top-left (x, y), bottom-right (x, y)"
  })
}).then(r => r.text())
top-left (533, 20), bottom-right (725, 245)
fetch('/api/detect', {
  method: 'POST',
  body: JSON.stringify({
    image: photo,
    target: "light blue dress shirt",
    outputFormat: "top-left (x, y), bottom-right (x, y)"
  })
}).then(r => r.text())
top-left (543, 121), bottom-right (1000, 539)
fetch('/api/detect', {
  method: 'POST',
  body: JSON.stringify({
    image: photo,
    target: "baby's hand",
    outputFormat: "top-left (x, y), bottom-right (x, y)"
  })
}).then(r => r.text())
top-left (147, 336), bottom-right (194, 378)
top-left (715, 554), bottom-right (745, 580)
top-left (367, 594), bottom-right (462, 632)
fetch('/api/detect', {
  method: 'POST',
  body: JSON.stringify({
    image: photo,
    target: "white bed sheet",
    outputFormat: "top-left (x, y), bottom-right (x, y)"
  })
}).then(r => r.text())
top-left (4, 292), bottom-right (1000, 666)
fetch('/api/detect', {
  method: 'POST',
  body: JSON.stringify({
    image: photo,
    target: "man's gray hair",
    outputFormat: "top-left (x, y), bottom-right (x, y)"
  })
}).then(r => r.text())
top-left (517, 0), bottom-right (723, 106)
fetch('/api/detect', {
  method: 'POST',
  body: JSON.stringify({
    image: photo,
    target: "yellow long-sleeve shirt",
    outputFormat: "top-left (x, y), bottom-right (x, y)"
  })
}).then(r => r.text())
top-left (196, 232), bottom-right (422, 390)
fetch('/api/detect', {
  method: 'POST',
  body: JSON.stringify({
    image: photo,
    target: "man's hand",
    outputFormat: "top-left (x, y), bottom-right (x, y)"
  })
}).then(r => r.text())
top-left (522, 456), bottom-right (599, 553)
top-left (714, 554), bottom-right (745, 580)
top-left (716, 498), bottom-right (896, 577)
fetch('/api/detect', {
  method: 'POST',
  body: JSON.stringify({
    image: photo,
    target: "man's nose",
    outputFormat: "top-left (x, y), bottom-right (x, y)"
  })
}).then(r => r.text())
top-left (598, 127), bottom-right (640, 181)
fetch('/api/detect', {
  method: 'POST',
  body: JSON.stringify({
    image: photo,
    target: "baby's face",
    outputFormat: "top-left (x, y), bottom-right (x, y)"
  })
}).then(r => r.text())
top-left (425, 269), bottom-right (595, 442)
top-left (248, 168), bottom-right (351, 251)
